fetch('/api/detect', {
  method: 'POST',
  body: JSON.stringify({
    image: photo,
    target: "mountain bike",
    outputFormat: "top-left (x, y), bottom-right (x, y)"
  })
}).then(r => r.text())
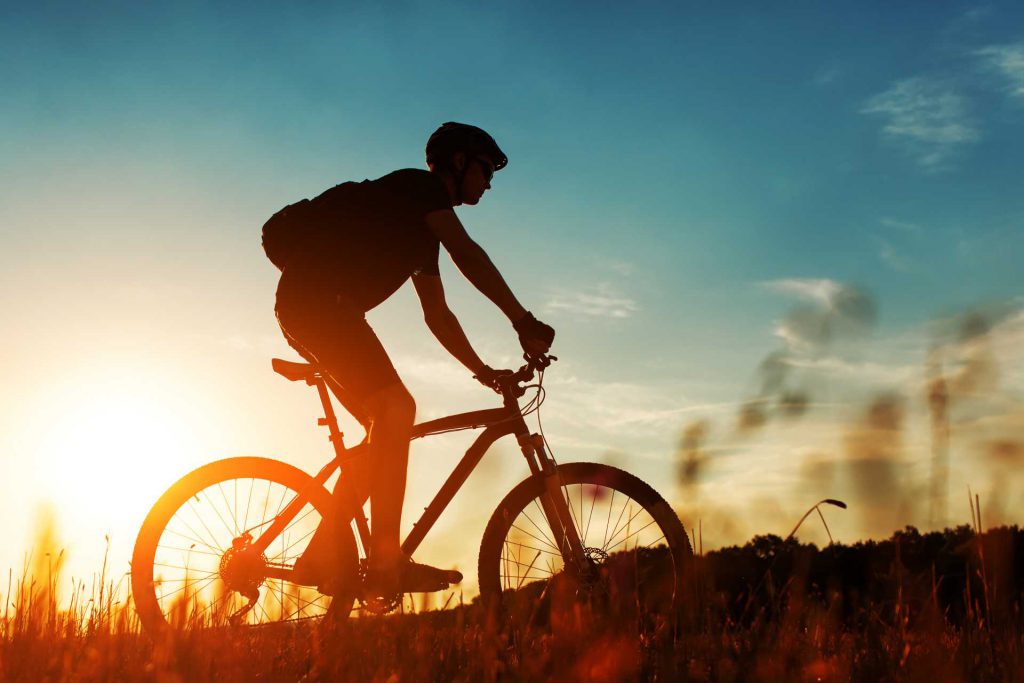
top-left (131, 354), bottom-right (692, 634)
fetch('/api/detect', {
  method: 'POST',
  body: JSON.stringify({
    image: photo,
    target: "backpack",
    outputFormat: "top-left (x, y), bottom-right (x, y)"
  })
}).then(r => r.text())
top-left (261, 182), bottom-right (362, 271)
top-left (261, 198), bottom-right (322, 271)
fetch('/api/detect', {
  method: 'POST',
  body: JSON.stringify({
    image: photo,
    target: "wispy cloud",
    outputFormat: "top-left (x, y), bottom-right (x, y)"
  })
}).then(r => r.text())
top-left (759, 279), bottom-right (876, 354)
top-left (548, 374), bottom-right (735, 437)
top-left (544, 283), bottom-right (638, 319)
top-left (880, 217), bottom-right (923, 235)
top-left (976, 41), bottom-right (1024, 101)
top-left (861, 77), bottom-right (979, 171)
top-left (812, 65), bottom-right (840, 87)
top-left (760, 278), bottom-right (845, 306)
top-left (875, 237), bottom-right (914, 273)
top-left (784, 356), bottom-right (917, 387)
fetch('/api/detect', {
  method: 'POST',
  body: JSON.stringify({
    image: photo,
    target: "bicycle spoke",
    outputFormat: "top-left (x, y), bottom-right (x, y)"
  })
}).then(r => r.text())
top-left (273, 483), bottom-right (290, 520)
top-left (501, 573), bottom-right (552, 583)
top-left (605, 494), bottom-right (631, 554)
top-left (584, 485), bottom-right (599, 544)
top-left (271, 506), bottom-right (319, 554)
top-left (509, 522), bottom-right (561, 554)
top-left (203, 488), bottom-right (237, 541)
top-left (268, 524), bottom-right (317, 563)
top-left (156, 543), bottom-right (222, 559)
top-left (560, 483), bottom-right (584, 543)
top-left (605, 503), bottom-right (648, 552)
top-left (501, 539), bottom-right (561, 558)
top-left (606, 525), bottom-right (664, 554)
top-left (217, 483), bottom-right (239, 537)
top-left (153, 563), bottom-right (218, 577)
top-left (519, 550), bottom-right (542, 590)
top-left (161, 527), bottom-right (223, 556)
top-left (187, 496), bottom-right (227, 551)
top-left (501, 553), bottom-right (553, 573)
top-left (524, 502), bottom-right (562, 550)
top-left (282, 591), bottom-right (331, 621)
top-left (603, 490), bottom-right (616, 549)
top-left (158, 575), bottom-right (219, 603)
top-left (243, 478), bottom-right (255, 538)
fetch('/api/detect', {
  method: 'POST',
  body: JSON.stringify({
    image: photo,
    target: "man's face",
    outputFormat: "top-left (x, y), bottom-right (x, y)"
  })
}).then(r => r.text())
top-left (460, 157), bottom-right (494, 205)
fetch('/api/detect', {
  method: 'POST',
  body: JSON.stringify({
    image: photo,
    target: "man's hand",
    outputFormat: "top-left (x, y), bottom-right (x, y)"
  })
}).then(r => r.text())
top-left (513, 312), bottom-right (555, 356)
top-left (474, 365), bottom-right (514, 393)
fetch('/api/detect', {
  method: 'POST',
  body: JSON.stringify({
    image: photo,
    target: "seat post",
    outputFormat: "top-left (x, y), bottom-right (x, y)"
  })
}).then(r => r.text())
top-left (310, 375), bottom-right (346, 456)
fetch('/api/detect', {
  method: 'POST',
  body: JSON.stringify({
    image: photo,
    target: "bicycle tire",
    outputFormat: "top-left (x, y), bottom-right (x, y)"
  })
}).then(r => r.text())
top-left (478, 462), bottom-right (692, 623)
top-left (132, 457), bottom-right (358, 635)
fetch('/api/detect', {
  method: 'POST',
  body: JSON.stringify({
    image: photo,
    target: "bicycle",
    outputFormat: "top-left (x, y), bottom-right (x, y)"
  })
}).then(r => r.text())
top-left (131, 354), bottom-right (692, 633)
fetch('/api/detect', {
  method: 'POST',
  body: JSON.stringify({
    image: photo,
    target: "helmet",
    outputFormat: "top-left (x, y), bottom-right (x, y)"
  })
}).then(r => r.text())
top-left (425, 122), bottom-right (507, 172)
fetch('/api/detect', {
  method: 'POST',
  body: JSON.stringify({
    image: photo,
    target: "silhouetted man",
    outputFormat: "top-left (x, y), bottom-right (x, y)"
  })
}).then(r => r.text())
top-left (271, 123), bottom-right (555, 593)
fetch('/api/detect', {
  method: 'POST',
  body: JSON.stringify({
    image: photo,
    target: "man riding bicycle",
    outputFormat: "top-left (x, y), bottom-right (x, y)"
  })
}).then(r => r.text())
top-left (269, 122), bottom-right (555, 594)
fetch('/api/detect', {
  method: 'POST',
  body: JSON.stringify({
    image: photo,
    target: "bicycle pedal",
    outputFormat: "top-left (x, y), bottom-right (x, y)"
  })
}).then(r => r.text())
top-left (441, 569), bottom-right (463, 584)
top-left (399, 568), bottom-right (463, 593)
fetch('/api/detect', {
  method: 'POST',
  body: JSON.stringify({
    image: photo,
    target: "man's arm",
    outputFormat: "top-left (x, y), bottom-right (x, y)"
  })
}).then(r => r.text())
top-left (412, 273), bottom-right (487, 373)
top-left (425, 209), bottom-right (527, 323)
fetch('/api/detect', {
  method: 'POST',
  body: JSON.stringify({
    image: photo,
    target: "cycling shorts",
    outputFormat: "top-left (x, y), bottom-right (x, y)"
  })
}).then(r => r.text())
top-left (275, 291), bottom-right (402, 420)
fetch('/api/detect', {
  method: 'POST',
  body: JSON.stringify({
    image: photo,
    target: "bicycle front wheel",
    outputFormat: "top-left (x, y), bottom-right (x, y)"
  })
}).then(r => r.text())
top-left (478, 462), bottom-right (692, 622)
top-left (132, 457), bottom-right (358, 635)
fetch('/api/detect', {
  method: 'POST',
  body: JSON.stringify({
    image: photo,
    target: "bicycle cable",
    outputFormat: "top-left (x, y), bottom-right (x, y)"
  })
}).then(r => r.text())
top-left (412, 379), bottom-right (546, 439)
top-left (531, 366), bottom-right (560, 467)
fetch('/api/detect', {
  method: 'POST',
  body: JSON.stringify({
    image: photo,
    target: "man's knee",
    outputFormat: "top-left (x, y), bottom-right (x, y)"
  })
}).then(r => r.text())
top-left (364, 383), bottom-right (416, 427)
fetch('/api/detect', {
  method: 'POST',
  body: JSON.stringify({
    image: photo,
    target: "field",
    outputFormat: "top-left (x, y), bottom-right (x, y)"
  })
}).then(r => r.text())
top-left (2, 524), bottom-right (1022, 682)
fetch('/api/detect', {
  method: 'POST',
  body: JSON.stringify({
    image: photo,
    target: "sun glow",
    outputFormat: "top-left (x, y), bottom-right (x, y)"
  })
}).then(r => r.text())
top-left (30, 366), bottom-right (213, 572)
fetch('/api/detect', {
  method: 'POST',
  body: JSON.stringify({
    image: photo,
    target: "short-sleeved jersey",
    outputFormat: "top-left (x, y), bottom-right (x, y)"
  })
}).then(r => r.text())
top-left (277, 169), bottom-right (452, 312)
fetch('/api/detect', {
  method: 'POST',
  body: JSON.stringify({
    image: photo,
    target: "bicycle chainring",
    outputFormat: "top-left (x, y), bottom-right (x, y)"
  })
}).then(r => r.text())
top-left (357, 563), bottom-right (402, 615)
top-left (360, 593), bottom-right (403, 616)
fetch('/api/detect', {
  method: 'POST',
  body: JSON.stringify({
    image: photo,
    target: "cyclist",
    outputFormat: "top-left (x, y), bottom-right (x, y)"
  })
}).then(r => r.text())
top-left (272, 122), bottom-right (555, 594)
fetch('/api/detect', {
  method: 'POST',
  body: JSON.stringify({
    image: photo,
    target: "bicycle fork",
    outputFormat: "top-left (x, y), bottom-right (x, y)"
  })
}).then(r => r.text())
top-left (516, 432), bottom-right (590, 574)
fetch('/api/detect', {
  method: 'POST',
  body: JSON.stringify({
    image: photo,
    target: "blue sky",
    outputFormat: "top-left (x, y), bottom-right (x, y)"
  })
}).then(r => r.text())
top-left (1, 2), bottom-right (1022, 595)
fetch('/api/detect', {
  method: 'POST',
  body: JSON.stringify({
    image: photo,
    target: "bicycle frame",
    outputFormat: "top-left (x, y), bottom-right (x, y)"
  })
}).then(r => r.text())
top-left (257, 366), bottom-right (587, 582)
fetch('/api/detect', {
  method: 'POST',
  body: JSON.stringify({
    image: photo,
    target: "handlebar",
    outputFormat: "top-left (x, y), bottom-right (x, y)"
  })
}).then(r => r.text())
top-left (497, 353), bottom-right (556, 399)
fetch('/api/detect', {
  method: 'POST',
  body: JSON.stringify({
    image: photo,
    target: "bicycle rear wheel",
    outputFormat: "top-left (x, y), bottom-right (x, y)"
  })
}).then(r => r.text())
top-left (478, 462), bottom-right (691, 624)
top-left (132, 457), bottom-right (359, 635)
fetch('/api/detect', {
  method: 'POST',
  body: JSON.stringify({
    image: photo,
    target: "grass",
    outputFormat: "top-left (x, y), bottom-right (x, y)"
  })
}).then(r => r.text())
top-left (2, 525), bottom-right (1023, 682)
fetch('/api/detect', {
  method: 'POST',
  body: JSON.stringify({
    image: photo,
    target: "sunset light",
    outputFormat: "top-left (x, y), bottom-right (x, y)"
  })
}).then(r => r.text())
top-left (25, 367), bottom-right (212, 574)
top-left (2, 2), bottom-right (1022, 680)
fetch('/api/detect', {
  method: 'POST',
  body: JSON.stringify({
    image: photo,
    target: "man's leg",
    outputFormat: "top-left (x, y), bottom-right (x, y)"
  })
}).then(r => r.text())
top-left (277, 299), bottom-right (459, 591)
top-left (358, 382), bottom-right (416, 567)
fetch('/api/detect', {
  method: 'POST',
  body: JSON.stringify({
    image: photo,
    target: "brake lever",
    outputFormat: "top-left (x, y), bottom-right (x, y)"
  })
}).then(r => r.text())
top-left (524, 353), bottom-right (557, 371)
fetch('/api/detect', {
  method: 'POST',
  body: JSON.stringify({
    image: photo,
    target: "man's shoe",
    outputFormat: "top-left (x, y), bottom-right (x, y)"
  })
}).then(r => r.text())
top-left (365, 557), bottom-right (463, 595)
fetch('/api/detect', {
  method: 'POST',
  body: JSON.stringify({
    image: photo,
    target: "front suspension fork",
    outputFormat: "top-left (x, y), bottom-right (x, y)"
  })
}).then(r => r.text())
top-left (517, 433), bottom-right (589, 573)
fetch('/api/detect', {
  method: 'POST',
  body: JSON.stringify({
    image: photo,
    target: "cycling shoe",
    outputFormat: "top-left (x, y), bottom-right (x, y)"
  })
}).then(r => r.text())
top-left (366, 557), bottom-right (463, 595)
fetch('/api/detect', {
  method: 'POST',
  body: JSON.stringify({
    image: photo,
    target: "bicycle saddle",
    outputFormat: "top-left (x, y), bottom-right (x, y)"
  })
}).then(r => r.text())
top-left (272, 358), bottom-right (318, 383)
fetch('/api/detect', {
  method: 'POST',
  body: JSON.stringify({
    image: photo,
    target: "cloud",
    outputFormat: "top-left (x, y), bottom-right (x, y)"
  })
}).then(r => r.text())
top-left (875, 237), bottom-right (913, 273)
top-left (760, 279), bottom-right (876, 353)
top-left (544, 284), bottom-right (638, 319)
top-left (760, 278), bottom-right (844, 306)
top-left (976, 42), bottom-right (1024, 101)
top-left (861, 77), bottom-right (979, 171)
top-left (547, 375), bottom-right (734, 438)
top-left (880, 217), bottom-right (923, 235)
top-left (783, 356), bottom-right (916, 386)
top-left (813, 65), bottom-right (840, 86)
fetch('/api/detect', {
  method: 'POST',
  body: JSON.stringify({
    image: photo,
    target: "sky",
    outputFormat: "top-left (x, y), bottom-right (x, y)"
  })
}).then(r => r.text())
top-left (1, 1), bottom-right (1022, 602)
